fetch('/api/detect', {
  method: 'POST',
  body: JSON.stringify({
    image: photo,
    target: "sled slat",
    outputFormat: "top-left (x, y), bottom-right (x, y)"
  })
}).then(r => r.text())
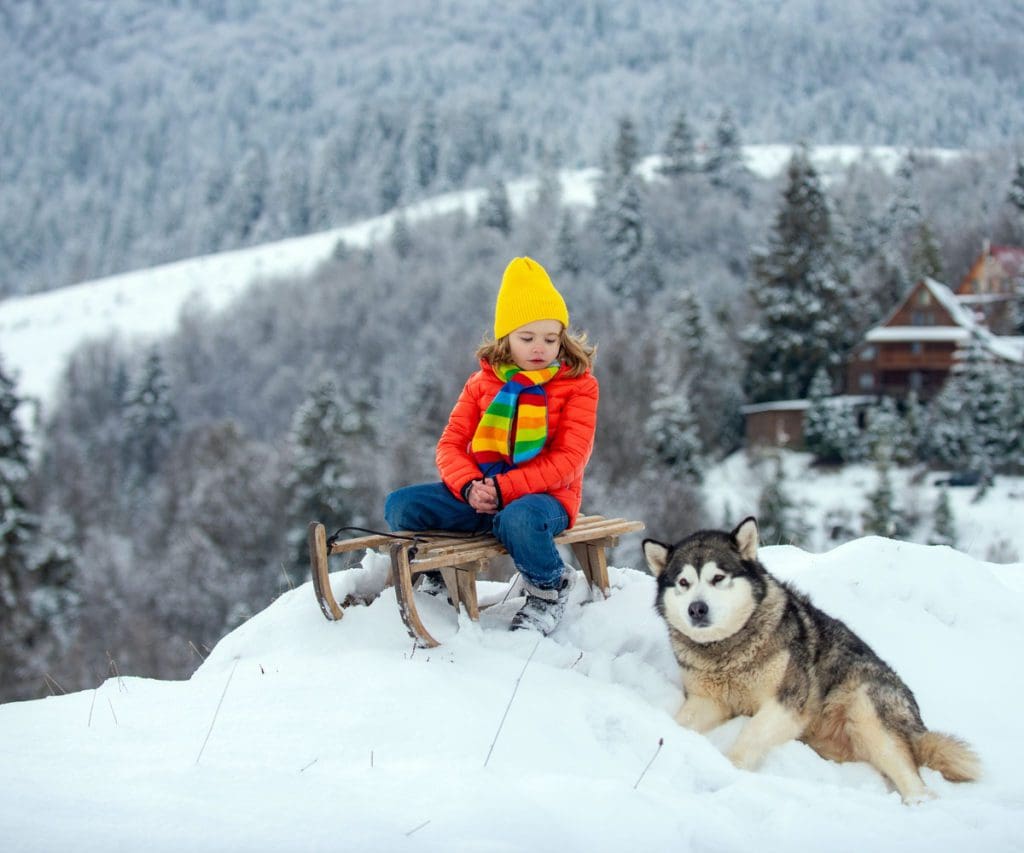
top-left (308, 514), bottom-right (645, 639)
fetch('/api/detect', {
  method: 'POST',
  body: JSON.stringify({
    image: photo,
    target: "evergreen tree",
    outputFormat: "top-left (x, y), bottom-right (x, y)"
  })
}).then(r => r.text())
top-left (660, 111), bottom-right (698, 177)
top-left (390, 213), bottom-right (414, 259)
top-left (756, 454), bottom-right (806, 546)
top-left (861, 444), bottom-right (906, 539)
top-left (927, 333), bottom-right (1009, 487)
top-left (123, 349), bottom-right (179, 484)
top-left (612, 115), bottom-right (640, 183)
top-left (743, 147), bottom-right (854, 403)
top-left (0, 358), bottom-right (75, 700)
top-left (864, 396), bottom-right (913, 466)
top-left (412, 104), bottom-right (440, 190)
top-left (644, 381), bottom-right (705, 482)
top-left (929, 487), bottom-right (957, 547)
top-left (803, 367), bottom-right (863, 464)
top-left (704, 109), bottom-right (748, 198)
top-left (555, 211), bottom-right (582, 276)
top-left (285, 374), bottom-right (374, 576)
top-left (604, 175), bottom-right (661, 299)
top-left (477, 179), bottom-right (512, 236)
top-left (908, 220), bottom-right (943, 283)
top-left (0, 358), bottom-right (36, 693)
top-left (1007, 154), bottom-right (1024, 216)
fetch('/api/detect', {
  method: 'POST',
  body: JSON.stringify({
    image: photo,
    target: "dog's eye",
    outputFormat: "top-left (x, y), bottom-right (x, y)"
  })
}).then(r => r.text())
top-left (677, 578), bottom-right (690, 589)
top-left (710, 574), bottom-right (726, 586)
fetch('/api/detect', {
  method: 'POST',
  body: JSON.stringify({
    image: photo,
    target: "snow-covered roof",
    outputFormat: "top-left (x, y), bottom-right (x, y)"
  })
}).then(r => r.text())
top-left (861, 277), bottom-right (1022, 364)
top-left (865, 326), bottom-right (969, 343)
top-left (741, 395), bottom-right (875, 415)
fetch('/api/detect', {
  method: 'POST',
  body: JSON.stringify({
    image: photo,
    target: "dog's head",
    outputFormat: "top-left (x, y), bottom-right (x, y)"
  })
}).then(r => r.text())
top-left (643, 517), bottom-right (766, 644)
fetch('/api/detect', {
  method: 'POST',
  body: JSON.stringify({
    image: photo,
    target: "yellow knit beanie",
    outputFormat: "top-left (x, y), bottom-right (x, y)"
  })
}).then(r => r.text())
top-left (493, 257), bottom-right (569, 339)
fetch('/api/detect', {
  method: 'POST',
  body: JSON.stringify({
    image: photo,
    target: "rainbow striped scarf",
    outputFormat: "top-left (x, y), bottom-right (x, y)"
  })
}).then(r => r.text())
top-left (471, 363), bottom-right (561, 469)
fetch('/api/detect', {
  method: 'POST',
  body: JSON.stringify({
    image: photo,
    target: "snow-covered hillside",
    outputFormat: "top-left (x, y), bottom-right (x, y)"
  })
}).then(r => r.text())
top-left (1, 537), bottom-right (1021, 852)
top-left (0, 145), bottom-right (960, 412)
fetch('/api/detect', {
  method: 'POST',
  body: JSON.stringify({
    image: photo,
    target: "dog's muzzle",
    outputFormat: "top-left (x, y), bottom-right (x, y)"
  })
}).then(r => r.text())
top-left (688, 599), bottom-right (710, 627)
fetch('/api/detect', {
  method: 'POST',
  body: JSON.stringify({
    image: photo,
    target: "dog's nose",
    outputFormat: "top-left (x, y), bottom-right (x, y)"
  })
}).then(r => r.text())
top-left (688, 600), bottom-right (709, 622)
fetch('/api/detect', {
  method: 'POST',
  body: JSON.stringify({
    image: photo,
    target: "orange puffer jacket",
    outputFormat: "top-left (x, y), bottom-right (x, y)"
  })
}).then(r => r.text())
top-left (436, 360), bottom-right (599, 526)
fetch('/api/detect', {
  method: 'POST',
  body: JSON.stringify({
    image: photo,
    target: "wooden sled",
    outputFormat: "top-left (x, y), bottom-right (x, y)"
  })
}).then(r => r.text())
top-left (307, 514), bottom-right (645, 647)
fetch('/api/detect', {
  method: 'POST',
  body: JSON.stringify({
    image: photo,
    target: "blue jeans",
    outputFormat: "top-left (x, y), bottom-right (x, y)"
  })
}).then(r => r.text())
top-left (384, 482), bottom-right (569, 589)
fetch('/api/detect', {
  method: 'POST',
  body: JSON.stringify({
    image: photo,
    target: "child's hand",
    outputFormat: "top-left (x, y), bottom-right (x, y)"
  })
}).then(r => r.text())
top-left (467, 478), bottom-right (499, 514)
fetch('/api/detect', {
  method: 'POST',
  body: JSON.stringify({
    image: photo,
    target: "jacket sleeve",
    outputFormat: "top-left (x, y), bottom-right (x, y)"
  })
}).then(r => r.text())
top-left (494, 373), bottom-right (599, 504)
top-left (435, 375), bottom-right (485, 500)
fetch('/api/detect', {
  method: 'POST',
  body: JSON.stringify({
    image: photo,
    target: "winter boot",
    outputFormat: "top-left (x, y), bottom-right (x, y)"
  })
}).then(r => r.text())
top-left (509, 567), bottom-right (575, 635)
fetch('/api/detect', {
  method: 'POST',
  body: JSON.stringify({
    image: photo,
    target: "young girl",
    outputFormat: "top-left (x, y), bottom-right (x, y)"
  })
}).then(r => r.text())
top-left (384, 256), bottom-right (598, 634)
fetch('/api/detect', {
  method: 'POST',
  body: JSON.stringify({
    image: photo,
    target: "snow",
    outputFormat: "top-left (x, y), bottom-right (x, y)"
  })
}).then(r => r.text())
top-left (1, 536), bottom-right (1022, 851)
top-left (704, 450), bottom-right (1024, 565)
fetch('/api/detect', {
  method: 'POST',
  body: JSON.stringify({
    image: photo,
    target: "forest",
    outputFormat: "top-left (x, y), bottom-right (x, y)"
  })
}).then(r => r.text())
top-left (3, 0), bottom-right (1023, 295)
top-left (2, 105), bottom-right (1023, 701)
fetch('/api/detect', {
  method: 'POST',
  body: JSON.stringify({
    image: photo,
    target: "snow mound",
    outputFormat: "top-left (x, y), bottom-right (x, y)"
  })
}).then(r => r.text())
top-left (1, 538), bottom-right (1023, 852)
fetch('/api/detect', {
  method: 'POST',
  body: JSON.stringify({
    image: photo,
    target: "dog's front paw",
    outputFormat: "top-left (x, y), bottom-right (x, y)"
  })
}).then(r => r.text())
top-left (726, 745), bottom-right (763, 771)
top-left (675, 696), bottom-right (728, 733)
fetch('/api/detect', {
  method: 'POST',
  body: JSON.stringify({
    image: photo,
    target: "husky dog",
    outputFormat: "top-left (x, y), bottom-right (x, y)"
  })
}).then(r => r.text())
top-left (643, 517), bottom-right (980, 803)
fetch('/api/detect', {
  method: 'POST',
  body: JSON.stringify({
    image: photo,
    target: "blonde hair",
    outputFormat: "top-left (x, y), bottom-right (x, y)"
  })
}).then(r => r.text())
top-left (476, 327), bottom-right (596, 378)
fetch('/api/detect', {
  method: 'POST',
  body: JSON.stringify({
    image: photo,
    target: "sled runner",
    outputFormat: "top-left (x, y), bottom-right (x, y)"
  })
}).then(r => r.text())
top-left (307, 514), bottom-right (645, 646)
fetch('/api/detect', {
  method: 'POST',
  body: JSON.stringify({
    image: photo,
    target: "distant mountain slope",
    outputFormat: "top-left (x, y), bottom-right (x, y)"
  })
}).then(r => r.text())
top-left (2, 0), bottom-right (1019, 294)
top-left (0, 144), bottom-right (960, 412)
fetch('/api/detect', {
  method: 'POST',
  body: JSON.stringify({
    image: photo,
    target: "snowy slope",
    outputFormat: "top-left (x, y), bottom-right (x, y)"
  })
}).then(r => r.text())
top-left (0, 144), bottom-right (960, 412)
top-left (1, 537), bottom-right (1022, 852)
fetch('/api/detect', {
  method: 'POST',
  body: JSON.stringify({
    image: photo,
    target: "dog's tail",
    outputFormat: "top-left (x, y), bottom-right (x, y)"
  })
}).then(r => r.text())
top-left (913, 731), bottom-right (981, 782)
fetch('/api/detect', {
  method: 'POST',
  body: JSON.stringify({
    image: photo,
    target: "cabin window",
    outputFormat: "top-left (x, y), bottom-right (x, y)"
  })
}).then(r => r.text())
top-left (860, 345), bottom-right (876, 361)
top-left (859, 372), bottom-right (874, 391)
top-left (917, 289), bottom-right (932, 306)
top-left (911, 342), bottom-right (922, 355)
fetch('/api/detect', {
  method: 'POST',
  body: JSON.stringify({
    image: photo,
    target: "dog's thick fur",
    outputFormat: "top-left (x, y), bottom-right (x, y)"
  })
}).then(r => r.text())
top-left (644, 517), bottom-right (980, 803)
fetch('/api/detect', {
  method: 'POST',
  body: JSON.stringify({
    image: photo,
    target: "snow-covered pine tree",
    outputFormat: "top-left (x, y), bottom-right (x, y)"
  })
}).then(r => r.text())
top-left (927, 332), bottom-right (1010, 487)
top-left (803, 366), bottom-right (841, 463)
top-left (1007, 154), bottom-right (1024, 217)
top-left (123, 348), bottom-right (179, 485)
top-left (555, 211), bottom-right (582, 276)
top-left (929, 486), bottom-right (957, 547)
top-left (644, 381), bottom-right (705, 482)
top-left (908, 220), bottom-right (943, 283)
top-left (605, 174), bottom-right (660, 298)
top-left (0, 357), bottom-right (36, 695)
top-left (864, 395), bottom-right (914, 467)
top-left (477, 179), bottom-right (512, 236)
top-left (704, 109), bottom-right (744, 184)
top-left (412, 103), bottom-right (440, 190)
top-left (0, 358), bottom-right (74, 700)
top-left (612, 115), bottom-right (640, 183)
top-left (861, 444), bottom-right (905, 538)
top-left (285, 374), bottom-right (374, 576)
top-left (756, 454), bottom-right (806, 546)
top-left (659, 110), bottom-right (699, 177)
top-left (743, 147), bottom-right (855, 403)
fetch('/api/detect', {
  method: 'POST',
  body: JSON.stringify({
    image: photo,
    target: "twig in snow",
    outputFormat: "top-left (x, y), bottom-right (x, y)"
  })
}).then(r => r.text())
top-left (88, 689), bottom-right (98, 727)
top-left (405, 820), bottom-right (431, 837)
top-left (195, 657), bottom-right (240, 765)
top-left (42, 673), bottom-right (67, 695)
top-left (299, 758), bottom-right (318, 773)
top-left (107, 652), bottom-right (126, 692)
top-left (484, 637), bottom-right (540, 768)
top-left (107, 697), bottom-right (119, 726)
top-left (633, 738), bottom-right (664, 789)
top-left (569, 651), bottom-right (584, 669)
top-left (280, 562), bottom-right (295, 591)
top-left (189, 641), bottom-right (207, 662)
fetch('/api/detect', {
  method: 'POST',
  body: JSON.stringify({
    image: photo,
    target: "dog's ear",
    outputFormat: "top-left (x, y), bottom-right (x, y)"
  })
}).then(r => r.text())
top-left (732, 517), bottom-right (759, 561)
top-left (642, 539), bottom-right (670, 577)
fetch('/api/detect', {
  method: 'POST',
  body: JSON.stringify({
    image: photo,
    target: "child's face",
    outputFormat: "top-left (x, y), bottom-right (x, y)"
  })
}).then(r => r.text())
top-left (508, 320), bottom-right (563, 371)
